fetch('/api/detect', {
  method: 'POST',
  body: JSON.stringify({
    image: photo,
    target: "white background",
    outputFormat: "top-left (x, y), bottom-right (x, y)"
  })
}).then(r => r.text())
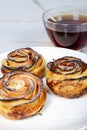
top-left (0, 0), bottom-right (87, 52)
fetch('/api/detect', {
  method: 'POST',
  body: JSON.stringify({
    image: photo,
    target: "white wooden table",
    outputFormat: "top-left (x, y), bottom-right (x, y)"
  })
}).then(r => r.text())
top-left (0, 0), bottom-right (87, 53)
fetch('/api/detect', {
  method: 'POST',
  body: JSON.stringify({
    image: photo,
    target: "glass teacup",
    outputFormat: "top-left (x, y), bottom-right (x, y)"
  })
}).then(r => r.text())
top-left (42, 6), bottom-right (87, 50)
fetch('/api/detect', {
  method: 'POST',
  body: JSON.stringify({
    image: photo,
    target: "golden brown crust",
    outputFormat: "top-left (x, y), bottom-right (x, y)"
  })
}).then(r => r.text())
top-left (1, 48), bottom-right (46, 78)
top-left (46, 56), bottom-right (87, 98)
top-left (0, 71), bottom-right (46, 120)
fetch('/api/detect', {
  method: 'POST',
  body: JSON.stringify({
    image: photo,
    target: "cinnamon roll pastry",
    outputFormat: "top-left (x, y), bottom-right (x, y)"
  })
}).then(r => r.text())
top-left (0, 71), bottom-right (46, 120)
top-left (46, 56), bottom-right (87, 98)
top-left (1, 48), bottom-right (46, 78)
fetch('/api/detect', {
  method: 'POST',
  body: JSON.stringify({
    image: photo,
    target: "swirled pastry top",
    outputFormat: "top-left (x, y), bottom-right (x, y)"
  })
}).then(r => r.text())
top-left (47, 56), bottom-right (87, 80)
top-left (1, 48), bottom-right (46, 77)
top-left (0, 71), bottom-right (46, 119)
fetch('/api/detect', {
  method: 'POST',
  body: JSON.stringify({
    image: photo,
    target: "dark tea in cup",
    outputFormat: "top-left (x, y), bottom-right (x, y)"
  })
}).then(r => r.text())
top-left (43, 6), bottom-right (87, 50)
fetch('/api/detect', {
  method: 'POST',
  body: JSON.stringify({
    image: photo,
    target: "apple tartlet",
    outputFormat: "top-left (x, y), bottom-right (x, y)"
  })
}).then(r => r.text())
top-left (0, 71), bottom-right (46, 120)
top-left (46, 56), bottom-right (87, 98)
top-left (1, 48), bottom-right (46, 78)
